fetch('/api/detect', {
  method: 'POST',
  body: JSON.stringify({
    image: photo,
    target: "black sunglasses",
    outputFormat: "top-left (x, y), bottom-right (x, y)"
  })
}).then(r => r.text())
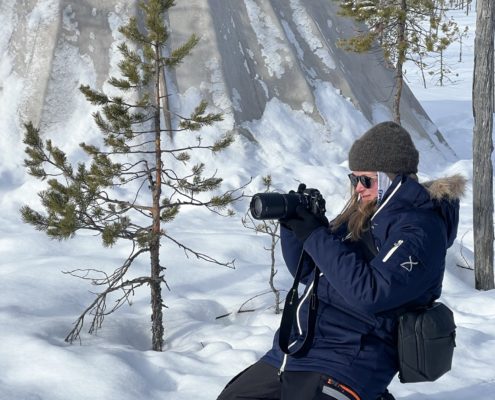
top-left (348, 173), bottom-right (377, 189)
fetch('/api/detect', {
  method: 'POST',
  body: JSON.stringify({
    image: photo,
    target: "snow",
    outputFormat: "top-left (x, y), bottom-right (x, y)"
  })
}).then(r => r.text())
top-left (243, 0), bottom-right (292, 79)
top-left (288, 0), bottom-right (336, 70)
top-left (1, 2), bottom-right (494, 400)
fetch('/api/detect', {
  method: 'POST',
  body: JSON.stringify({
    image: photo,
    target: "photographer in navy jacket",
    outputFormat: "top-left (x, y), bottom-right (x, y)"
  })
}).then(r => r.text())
top-left (217, 121), bottom-right (465, 400)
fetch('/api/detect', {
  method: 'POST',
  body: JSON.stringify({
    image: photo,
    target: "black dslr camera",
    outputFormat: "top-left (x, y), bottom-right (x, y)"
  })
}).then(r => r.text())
top-left (249, 184), bottom-right (326, 220)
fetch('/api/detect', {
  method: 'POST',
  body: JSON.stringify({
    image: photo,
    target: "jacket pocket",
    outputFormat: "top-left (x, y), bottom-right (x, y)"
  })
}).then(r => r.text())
top-left (310, 337), bottom-right (362, 366)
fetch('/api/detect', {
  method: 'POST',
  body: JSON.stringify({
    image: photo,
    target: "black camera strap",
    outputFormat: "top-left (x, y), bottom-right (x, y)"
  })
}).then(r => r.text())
top-left (278, 250), bottom-right (320, 357)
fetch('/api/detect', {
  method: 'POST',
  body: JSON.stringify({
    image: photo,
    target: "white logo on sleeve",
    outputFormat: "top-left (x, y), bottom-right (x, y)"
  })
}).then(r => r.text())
top-left (400, 256), bottom-right (419, 272)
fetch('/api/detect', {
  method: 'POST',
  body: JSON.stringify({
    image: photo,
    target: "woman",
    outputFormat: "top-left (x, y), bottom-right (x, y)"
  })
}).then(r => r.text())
top-left (217, 121), bottom-right (465, 400)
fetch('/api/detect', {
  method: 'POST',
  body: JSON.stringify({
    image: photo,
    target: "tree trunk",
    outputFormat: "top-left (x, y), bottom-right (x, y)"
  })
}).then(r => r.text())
top-left (440, 49), bottom-right (444, 86)
top-left (472, 0), bottom-right (495, 291)
top-left (269, 230), bottom-right (280, 314)
top-left (393, 1), bottom-right (407, 124)
top-left (150, 239), bottom-right (164, 350)
top-left (159, 71), bottom-right (173, 137)
top-left (151, 42), bottom-right (165, 350)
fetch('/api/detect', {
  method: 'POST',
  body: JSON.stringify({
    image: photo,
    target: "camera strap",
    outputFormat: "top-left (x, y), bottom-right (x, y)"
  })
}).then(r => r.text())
top-left (278, 250), bottom-right (320, 357)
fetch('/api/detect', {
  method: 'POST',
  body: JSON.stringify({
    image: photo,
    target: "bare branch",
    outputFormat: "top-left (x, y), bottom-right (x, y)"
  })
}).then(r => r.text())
top-left (64, 245), bottom-right (149, 343)
top-left (161, 231), bottom-right (235, 269)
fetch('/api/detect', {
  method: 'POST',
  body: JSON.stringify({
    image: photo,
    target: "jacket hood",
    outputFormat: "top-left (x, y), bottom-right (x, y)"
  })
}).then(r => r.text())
top-left (422, 174), bottom-right (466, 248)
top-left (422, 174), bottom-right (467, 202)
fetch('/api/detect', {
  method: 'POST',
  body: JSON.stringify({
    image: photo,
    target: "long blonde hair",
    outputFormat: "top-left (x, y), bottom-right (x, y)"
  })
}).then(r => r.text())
top-left (332, 173), bottom-right (415, 240)
top-left (331, 191), bottom-right (377, 241)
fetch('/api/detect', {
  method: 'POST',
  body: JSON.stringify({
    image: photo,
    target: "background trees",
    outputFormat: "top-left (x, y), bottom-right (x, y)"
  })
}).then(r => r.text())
top-left (472, 0), bottom-right (494, 291)
top-left (337, 0), bottom-right (462, 122)
top-left (21, 0), bottom-right (241, 351)
top-left (338, 0), bottom-right (494, 290)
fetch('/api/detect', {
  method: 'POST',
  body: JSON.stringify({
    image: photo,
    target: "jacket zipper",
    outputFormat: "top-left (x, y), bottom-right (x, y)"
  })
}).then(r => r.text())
top-left (296, 275), bottom-right (320, 333)
top-left (278, 338), bottom-right (298, 377)
top-left (371, 180), bottom-right (402, 221)
top-left (278, 353), bottom-right (288, 378)
top-left (382, 239), bottom-right (404, 262)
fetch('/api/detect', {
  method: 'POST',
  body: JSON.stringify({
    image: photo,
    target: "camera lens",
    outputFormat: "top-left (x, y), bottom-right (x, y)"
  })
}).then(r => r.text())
top-left (250, 193), bottom-right (289, 220)
top-left (253, 196), bottom-right (264, 218)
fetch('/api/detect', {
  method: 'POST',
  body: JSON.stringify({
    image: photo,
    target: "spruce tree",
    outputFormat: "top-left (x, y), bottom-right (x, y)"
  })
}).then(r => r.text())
top-left (336, 0), bottom-right (460, 123)
top-left (21, 0), bottom-right (241, 351)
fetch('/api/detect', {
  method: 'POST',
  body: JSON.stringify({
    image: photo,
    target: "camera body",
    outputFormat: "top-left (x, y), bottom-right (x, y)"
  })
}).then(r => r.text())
top-left (249, 186), bottom-right (326, 220)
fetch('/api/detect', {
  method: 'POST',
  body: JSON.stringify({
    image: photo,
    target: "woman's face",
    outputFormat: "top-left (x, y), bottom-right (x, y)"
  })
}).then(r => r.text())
top-left (349, 171), bottom-right (378, 204)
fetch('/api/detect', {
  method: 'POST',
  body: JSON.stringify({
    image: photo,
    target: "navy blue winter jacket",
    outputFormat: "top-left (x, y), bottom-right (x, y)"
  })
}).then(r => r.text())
top-left (262, 174), bottom-right (464, 400)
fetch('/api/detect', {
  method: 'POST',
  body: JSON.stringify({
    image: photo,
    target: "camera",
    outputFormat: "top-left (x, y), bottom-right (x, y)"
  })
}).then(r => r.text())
top-left (249, 184), bottom-right (326, 220)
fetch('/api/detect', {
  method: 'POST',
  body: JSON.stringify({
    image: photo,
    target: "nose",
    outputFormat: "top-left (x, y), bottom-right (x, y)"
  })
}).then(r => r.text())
top-left (355, 181), bottom-right (366, 193)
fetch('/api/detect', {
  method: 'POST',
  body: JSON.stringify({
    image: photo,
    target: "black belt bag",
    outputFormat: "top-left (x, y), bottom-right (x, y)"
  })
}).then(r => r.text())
top-left (360, 228), bottom-right (457, 383)
top-left (397, 301), bottom-right (456, 383)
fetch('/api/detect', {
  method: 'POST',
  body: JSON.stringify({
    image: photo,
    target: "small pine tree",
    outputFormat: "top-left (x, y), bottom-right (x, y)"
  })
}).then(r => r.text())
top-left (336, 0), bottom-right (460, 122)
top-left (242, 176), bottom-right (281, 314)
top-left (21, 0), bottom-right (242, 351)
top-left (427, 18), bottom-right (459, 86)
top-left (456, 25), bottom-right (469, 63)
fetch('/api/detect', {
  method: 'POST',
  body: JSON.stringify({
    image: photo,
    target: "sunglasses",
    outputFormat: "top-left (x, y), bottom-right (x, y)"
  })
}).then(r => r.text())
top-left (348, 173), bottom-right (377, 189)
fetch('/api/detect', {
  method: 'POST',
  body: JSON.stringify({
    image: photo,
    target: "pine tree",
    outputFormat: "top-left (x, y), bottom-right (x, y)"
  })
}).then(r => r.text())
top-left (336, 0), bottom-right (460, 123)
top-left (21, 0), bottom-right (242, 351)
top-left (427, 17), bottom-right (460, 86)
top-left (242, 176), bottom-right (281, 314)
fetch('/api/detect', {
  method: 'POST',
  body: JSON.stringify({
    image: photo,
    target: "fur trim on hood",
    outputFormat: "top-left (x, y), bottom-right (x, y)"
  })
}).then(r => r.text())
top-left (422, 174), bottom-right (467, 201)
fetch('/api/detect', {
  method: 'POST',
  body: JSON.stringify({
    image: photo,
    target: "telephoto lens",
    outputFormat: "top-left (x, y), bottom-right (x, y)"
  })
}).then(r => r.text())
top-left (249, 185), bottom-right (325, 221)
top-left (249, 193), bottom-right (301, 220)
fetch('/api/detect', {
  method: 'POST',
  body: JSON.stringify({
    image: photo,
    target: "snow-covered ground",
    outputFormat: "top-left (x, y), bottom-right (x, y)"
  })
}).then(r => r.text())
top-left (1, 2), bottom-right (494, 400)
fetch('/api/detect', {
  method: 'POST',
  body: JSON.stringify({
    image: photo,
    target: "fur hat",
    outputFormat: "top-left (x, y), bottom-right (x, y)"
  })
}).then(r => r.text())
top-left (348, 121), bottom-right (419, 174)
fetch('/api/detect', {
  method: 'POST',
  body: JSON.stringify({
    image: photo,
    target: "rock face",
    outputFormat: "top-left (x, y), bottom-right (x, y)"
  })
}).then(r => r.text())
top-left (3, 0), bottom-right (132, 127)
top-left (3, 0), bottom-right (450, 151)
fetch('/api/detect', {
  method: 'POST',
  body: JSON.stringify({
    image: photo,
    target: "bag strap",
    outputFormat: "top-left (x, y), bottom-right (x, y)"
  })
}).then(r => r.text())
top-left (278, 250), bottom-right (320, 357)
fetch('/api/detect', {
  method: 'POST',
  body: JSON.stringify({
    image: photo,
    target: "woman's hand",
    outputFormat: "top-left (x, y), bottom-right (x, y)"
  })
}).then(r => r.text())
top-left (281, 207), bottom-right (328, 242)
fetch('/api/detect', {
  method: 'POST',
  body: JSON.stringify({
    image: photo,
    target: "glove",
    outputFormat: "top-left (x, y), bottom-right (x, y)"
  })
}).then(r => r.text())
top-left (281, 206), bottom-right (328, 242)
top-left (292, 183), bottom-right (306, 194)
top-left (278, 183), bottom-right (307, 230)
